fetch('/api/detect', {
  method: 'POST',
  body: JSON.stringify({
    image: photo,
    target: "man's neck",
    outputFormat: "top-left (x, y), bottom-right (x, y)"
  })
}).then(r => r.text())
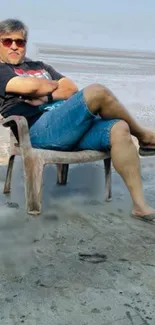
top-left (0, 58), bottom-right (25, 64)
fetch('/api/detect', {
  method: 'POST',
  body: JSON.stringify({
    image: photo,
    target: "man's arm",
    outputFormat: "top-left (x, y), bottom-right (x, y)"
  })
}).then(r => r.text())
top-left (24, 77), bottom-right (78, 106)
top-left (2, 62), bottom-right (77, 103)
top-left (42, 63), bottom-right (78, 100)
top-left (6, 76), bottom-right (58, 97)
top-left (52, 77), bottom-right (78, 100)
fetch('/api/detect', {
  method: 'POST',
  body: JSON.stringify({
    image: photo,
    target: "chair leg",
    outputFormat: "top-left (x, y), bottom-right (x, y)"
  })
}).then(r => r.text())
top-left (104, 158), bottom-right (112, 201)
top-left (22, 155), bottom-right (44, 215)
top-left (3, 155), bottom-right (15, 194)
top-left (56, 164), bottom-right (69, 185)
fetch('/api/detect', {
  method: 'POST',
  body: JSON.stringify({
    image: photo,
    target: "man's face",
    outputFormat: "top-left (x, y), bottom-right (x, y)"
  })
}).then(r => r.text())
top-left (0, 31), bottom-right (26, 64)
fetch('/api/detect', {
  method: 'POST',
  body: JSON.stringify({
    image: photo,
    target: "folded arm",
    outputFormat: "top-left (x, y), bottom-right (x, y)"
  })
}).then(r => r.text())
top-left (6, 76), bottom-right (59, 97)
top-left (52, 77), bottom-right (78, 100)
top-left (6, 75), bottom-right (78, 103)
top-left (24, 76), bottom-right (79, 106)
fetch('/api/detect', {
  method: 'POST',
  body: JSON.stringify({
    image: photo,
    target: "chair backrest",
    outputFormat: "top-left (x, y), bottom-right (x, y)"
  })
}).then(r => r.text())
top-left (10, 129), bottom-right (19, 147)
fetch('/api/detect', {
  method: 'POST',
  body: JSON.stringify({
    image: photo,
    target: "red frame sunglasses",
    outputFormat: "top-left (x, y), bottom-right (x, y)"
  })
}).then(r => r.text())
top-left (0, 38), bottom-right (26, 48)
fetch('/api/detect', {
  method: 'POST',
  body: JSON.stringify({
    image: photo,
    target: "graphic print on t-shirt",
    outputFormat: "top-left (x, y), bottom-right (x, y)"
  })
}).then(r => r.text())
top-left (13, 68), bottom-right (51, 79)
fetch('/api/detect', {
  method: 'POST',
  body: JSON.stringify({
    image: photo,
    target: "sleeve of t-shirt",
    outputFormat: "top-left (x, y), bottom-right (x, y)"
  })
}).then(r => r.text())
top-left (0, 63), bottom-right (17, 97)
top-left (41, 62), bottom-right (65, 80)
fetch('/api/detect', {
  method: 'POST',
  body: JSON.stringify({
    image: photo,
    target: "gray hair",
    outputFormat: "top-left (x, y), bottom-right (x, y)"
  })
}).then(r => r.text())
top-left (0, 18), bottom-right (28, 41)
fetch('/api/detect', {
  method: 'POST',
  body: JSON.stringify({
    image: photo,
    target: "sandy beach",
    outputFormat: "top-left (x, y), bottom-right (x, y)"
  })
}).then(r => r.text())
top-left (0, 138), bottom-right (155, 324)
top-left (0, 47), bottom-right (155, 324)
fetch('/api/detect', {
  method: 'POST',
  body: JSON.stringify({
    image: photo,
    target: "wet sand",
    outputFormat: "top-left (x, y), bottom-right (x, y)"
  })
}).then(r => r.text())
top-left (0, 123), bottom-right (155, 324)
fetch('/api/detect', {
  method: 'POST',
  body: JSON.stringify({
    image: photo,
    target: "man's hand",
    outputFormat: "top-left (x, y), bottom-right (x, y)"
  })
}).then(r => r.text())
top-left (52, 77), bottom-right (78, 100)
top-left (24, 96), bottom-right (48, 106)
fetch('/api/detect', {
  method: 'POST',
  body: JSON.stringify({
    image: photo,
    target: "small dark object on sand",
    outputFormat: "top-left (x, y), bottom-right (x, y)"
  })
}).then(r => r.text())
top-left (5, 202), bottom-right (19, 209)
top-left (78, 253), bottom-right (107, 263)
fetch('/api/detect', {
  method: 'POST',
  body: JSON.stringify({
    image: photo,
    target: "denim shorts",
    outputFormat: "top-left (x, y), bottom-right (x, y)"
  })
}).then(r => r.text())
top-left (29, 89), bottom-right (120, 151)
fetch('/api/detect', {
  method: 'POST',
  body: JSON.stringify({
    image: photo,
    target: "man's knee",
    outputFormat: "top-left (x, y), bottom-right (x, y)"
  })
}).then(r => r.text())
top-left (83, 83), bottom-right (108, 112)
top-left (84, 83), bottom-right (105, 95)
top-left (110, 120), bottom-right (131, 145)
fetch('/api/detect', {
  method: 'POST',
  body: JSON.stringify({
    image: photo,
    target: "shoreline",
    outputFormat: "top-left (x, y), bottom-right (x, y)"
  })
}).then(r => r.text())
top-left (35, 43), bottom-right (155, 59)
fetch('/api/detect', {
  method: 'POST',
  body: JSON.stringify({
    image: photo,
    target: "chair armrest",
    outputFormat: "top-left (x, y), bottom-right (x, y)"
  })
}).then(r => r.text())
top-left (0, 115), bottom-right (31, 148)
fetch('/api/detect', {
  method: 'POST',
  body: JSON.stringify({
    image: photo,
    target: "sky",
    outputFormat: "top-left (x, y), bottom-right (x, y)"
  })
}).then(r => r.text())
top-left (0, 0), bottom-right (155, 55)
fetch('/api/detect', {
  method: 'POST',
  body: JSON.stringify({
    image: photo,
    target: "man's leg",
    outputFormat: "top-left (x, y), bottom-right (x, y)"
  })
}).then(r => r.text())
top-left (83, 84), bottom-right (155, 147)
top-left (77, 118), bottom-right (154, 217)
top-left (110, 121), bottom-right (153, 216)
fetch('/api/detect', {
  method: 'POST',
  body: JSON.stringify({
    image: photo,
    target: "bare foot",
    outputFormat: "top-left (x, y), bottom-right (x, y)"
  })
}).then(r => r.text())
top-left (132, 204), bottom-right (155, 218)
top-left (132, 209), bottom-right (155, 223)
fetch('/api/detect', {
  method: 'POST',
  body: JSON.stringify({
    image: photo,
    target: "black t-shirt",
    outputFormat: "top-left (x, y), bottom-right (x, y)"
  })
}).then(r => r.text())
top-left (0, 58), bottom-right (64, 119)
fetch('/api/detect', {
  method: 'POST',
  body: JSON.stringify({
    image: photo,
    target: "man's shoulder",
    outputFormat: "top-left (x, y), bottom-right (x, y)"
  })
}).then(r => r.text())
top-left (24, 58), bottom-right (54, 70)
top-left (23, 57), bottom-right (44, 67)
top-left (0, 59), bottom-right (43, 70)
top-left (0, 62), bottom-right (14, 72)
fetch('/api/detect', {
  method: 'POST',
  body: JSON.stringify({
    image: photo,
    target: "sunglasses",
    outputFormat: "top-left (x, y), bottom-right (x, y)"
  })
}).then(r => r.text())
top-left (0, 38), bottom-right (26, 48)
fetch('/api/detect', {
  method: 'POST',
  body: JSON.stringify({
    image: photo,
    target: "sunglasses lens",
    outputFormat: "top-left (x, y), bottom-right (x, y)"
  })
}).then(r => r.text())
top-left (15, 39), bottom-right (26, 47)
top-left (1, 38), bottom-right (26, 48)
top-left (2, 38), bottom-right (12, 47)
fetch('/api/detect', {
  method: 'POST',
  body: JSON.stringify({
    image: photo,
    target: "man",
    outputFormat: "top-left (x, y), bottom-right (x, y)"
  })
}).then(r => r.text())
top-left (0, 18), bottom-right (155, 223)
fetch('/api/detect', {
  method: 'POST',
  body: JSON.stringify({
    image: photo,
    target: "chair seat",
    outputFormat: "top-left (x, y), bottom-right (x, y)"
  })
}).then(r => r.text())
top-left (17, 146), bottom-right (110, 164)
